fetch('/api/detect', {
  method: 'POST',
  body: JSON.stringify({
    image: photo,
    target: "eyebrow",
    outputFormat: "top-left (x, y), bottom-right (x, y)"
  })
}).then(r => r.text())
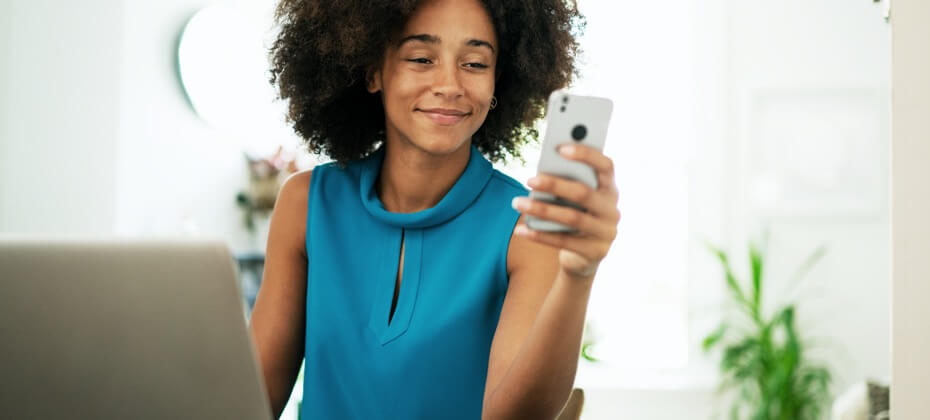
top-left (397, 33), bottom-right (496, 54)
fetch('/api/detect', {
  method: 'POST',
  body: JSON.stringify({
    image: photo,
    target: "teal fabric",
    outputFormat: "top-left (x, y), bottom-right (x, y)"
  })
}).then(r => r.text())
top-left (302, 143), bottom-right (528, 419)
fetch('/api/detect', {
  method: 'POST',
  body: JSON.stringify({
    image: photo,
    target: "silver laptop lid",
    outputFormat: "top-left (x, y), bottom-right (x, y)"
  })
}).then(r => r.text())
top-left (0, 237), bottom-right (273, 420)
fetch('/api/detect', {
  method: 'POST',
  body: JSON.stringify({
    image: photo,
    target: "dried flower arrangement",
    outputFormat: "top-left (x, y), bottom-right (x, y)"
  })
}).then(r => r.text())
top-left (235, 145), bottom-right (299, 232)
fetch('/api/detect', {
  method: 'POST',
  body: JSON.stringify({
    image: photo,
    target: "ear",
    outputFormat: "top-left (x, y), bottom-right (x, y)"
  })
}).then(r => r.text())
top-left (366, 66), bottom-right (382, 93)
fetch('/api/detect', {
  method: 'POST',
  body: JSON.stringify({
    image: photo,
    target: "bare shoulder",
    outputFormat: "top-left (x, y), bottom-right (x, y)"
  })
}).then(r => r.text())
top-left (271, 169), bottom-right (313, 257)
top-left (277, 169), bottom-right (312, 215)
top-left (506, 214), bottom-right (560, 278)
top-left (280, 169), bottom-right (312, 201)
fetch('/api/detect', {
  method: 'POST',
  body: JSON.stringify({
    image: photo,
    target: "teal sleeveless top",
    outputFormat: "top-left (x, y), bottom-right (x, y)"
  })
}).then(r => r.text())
top-left (302, 143), bottom-right (528, 419)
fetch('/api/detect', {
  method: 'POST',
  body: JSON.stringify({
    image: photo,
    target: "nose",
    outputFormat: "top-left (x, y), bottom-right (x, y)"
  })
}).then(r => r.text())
top-left (431, 61), bottom-right (465, 99)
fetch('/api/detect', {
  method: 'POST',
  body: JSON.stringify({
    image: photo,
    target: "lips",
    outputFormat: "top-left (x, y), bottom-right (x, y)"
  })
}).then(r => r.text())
top-left (417, 107), bottom-right (471, 126)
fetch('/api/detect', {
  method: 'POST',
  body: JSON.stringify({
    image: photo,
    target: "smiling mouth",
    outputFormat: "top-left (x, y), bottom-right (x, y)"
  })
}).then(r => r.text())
top-left (416, 108), bottom-right (471, 126)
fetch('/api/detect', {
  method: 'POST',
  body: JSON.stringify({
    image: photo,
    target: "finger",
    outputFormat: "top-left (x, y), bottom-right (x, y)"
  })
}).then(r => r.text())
top-left (512, 196), bottom-right (615, 240)
top-left (558, 144), bottom-right (615, 180)
top-left (559, 144), bottom-right (619, 197)
top-left (514, 223), bottom-right (611, 261)
top-left (527, 174), bottom-right (616, 218)
top-left (598, 170), bottom-right (621, 200)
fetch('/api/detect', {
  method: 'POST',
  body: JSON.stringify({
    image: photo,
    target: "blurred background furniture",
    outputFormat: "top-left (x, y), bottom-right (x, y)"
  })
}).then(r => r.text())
top-left (234, 251), bottom-right (265, 318)
top-left (832, 380), bottom-right (890, 420)
top-left (556, 388), bottom-right (585, 420)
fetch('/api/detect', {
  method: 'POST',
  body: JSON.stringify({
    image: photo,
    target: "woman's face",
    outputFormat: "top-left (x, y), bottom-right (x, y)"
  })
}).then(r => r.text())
top-left (368, 0), bottom-right (497, 156)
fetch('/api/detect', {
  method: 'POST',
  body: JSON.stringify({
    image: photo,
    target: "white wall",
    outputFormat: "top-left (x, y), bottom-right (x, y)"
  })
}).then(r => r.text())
top-left (0, 0), bottom-right (122, 234)
top-left (891, 0), bottom-right (930, 416)
top-left (114, 0), bottom-right (257, 252)
top-left (0, 0), bottom-right (9, 225)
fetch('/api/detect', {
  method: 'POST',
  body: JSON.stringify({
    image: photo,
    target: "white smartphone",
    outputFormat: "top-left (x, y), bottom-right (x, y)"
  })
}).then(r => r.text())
top-left (525, 89), bottom-right (614, 233)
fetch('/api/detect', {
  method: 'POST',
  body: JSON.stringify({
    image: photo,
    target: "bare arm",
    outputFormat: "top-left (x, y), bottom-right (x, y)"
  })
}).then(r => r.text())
top-left (248, 170), bottom-right (311, 418)
top-left (482, 214), bottom-right (593, 419)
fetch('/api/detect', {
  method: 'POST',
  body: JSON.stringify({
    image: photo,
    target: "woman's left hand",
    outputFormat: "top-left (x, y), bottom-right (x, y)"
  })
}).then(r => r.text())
top-left (511, 144), bottom-right (621, 282)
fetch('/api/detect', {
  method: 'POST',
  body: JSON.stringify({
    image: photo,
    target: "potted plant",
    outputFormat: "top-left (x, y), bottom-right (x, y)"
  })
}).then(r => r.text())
top-left (702, 232), bottom-right (832, 419)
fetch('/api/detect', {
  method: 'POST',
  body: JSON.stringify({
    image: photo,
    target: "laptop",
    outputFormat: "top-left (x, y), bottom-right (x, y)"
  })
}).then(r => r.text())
top-left (0, 237), bottom-right (273, 420)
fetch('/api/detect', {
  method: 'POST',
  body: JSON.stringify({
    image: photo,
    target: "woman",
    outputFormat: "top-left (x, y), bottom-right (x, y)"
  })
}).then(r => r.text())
top-left (249, 0), bottom-right (621, 418)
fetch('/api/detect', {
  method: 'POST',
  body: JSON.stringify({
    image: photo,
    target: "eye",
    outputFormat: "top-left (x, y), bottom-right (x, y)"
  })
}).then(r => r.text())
top-left (406, 58), bottom-right (432, 64)
top-left (464, 62), bottom-right (489, 69)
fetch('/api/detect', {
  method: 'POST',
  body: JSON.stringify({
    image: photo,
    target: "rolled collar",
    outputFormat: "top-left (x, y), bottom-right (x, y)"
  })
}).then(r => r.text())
top-left (357, 143), bottom-right (493, 229)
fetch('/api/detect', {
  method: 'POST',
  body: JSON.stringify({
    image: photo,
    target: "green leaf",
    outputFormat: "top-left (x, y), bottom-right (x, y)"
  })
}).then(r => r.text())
top-left (702, 239), bottom-right (753, 315)
top-left (703, 324), bottom-right (729, 352)
top-left (749, 240), bottom-right (764, 314)
top-left (580, 342), bottom-right (599, 362)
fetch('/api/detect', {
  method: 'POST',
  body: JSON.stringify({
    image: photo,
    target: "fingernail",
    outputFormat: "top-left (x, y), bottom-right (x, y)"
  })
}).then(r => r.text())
top-left (527, 176), bottom-right (540, 187)
top-left (559, 145), bottom-right (576, 156)
top-left (515, 197), bottom-right (531, 211)
top-left (511, 197), bottom-right (525, 210)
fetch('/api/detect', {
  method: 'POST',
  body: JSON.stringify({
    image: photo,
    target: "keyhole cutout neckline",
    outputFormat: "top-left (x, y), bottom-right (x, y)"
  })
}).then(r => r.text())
top-left (388, 229), bottom-right (405, 326)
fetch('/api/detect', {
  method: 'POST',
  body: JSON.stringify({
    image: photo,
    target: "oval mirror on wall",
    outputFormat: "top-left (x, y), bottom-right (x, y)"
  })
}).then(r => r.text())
top-left (177, 2), bottom-right (295, 156)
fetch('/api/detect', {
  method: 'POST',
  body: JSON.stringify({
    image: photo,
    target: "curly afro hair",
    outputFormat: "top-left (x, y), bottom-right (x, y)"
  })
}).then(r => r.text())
top-left (269, 0), bottom-right (585, 166)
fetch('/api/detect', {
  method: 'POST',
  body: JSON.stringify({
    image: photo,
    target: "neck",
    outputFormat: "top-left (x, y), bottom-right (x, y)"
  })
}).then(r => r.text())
top-left (376, 138), bottom-right (472, 214)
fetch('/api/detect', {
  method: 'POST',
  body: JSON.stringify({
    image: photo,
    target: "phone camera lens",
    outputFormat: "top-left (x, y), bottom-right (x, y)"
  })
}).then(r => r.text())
top-left (571, 124), bottom-right (587, 142)
top-left (560, 106), bottom-right (566, 112)
top-left (562, 96), bottom-right (569, 104)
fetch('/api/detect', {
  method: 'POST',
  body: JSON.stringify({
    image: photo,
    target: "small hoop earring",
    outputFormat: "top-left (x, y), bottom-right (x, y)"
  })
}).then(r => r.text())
top-left (489, 96), bottom-right (498, 110)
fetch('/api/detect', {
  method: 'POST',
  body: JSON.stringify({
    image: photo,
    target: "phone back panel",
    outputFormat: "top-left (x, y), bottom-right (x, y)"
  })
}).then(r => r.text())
top-left (536, 90), bottom-right (613, 188)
